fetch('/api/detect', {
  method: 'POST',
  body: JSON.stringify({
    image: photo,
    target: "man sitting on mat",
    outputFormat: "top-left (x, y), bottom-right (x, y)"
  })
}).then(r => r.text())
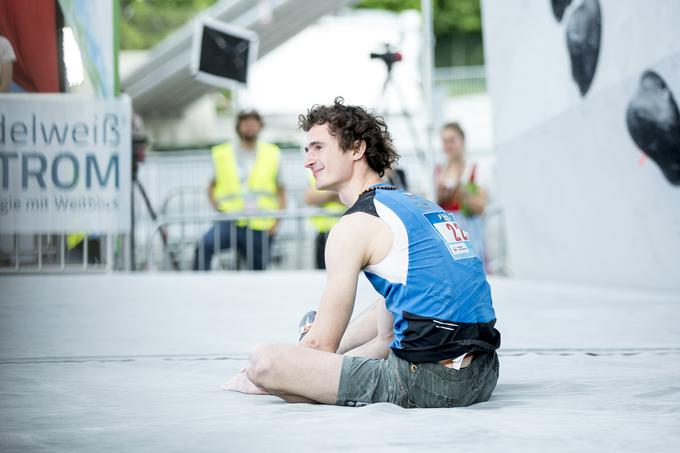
top-left (224, 97), bottom-right (500, 408)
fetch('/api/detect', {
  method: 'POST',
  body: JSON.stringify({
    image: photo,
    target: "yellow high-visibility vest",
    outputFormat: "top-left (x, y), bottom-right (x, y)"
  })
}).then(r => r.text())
top-left (212, 141), bottom-right (281, 231)
top-left (66, 232), bottom-right (86, 250)
top-left (308, 175), bottom-right (345, 233)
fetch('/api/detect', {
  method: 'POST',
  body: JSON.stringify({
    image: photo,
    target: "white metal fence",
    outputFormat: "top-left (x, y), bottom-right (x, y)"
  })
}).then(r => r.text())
top-left (0, 233), bottom-right (128, 273)
top-left (1, 134), bottom-right (507, 274)
top-left (132, 148), bottom-right (318, 271)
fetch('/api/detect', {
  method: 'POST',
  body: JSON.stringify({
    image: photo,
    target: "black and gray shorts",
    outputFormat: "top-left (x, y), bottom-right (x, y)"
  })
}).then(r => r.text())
top-left (336, 351), bottom-right (499, 409)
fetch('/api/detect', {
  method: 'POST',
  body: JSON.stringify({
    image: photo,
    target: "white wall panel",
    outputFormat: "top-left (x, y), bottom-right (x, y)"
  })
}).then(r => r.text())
top-left (482, 0), bottom-right (680, 290)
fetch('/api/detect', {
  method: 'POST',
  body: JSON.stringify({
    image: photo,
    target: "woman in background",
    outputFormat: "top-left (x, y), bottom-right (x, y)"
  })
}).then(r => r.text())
top-left (435, 122), bottom-right (488, 267)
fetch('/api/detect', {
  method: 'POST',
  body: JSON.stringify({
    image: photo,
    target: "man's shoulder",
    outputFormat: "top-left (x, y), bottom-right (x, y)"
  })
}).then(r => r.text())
top-left (344, 191), bottom-right (378, 218)
top-left (328, 211), bottom-right (384, 250)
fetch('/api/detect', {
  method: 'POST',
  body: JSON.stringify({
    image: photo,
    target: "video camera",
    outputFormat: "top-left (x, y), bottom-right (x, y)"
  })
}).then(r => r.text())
top-left (370, 47), bottom-right (402, 73)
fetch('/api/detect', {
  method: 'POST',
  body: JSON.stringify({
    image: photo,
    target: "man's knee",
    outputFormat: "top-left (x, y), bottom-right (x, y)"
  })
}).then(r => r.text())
top-left (247, 343), bottom-right (281, 387)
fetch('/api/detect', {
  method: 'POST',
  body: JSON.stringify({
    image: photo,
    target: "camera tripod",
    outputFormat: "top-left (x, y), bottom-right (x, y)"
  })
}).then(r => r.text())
top-left (371, 46), bottom-right (427, 164)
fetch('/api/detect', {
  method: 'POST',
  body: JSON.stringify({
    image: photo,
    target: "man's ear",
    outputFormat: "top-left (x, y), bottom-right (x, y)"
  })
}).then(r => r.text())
top-left (352, 140), bottom-right (367, 161)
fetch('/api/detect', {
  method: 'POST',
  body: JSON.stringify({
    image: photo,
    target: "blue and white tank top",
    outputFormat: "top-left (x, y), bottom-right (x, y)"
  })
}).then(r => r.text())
top-left (344, 185), bottom-right (500, 362)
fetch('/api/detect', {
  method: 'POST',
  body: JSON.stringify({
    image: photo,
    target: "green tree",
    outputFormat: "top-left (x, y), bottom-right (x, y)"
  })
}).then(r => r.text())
top-left (356, 0), bottom-right (481, 35)
top-left (120, 0), bottom-right (217, 50)
top-left (121, 0), bottom-right (483, 66)
top-left (354, 0), bottom-right (420, 13)
top-left (355, 0), bottom-right (484, 66)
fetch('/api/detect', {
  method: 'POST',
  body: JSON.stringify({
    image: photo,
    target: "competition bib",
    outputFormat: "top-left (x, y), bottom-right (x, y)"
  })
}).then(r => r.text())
top-left (424, 211), bottom-right (475, 260)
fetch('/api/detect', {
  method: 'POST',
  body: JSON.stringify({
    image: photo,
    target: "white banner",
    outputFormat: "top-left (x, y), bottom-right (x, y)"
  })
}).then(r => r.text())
top-left (0, 94), bottom-right (131, 233)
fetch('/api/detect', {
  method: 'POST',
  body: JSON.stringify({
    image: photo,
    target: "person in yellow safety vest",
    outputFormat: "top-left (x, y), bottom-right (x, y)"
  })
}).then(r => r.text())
top-left (193, 110), bottom-right (286, 271)
top-left (65, 233), bottom-right (102, 264)
top-left (304, 174), bottom-right (345, 269)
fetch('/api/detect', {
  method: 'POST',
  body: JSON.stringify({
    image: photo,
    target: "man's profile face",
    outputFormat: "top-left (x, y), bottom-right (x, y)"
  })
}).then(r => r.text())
top-left (237, 117), bottom-right (262, 141)
top-left (304, 123), bottom-right (353, 191)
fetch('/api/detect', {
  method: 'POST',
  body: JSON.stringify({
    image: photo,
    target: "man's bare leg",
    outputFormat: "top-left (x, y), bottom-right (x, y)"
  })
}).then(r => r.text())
top-left (223, 368), bottom-right (318, 403)
top-left (245, 343), bottom-right (344, 404)
top-left (253, 301), bottom-right (393, 402)
top-left (224, 299), bottom-right (385, 398)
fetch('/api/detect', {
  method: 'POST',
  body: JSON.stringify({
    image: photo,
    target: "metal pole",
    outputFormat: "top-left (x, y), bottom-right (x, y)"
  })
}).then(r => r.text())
top-left (37, 234), bottom-right (43, 271)
top-left (123, 233), bottom-right (131, 271)
top-left (231, 221), bottom-right (237, 269)
top-left (296, 214), bottom-right (303, 269)
top-left (421, 0), bottom-right (436, 201)
top-left (60, 233), bottom-right (65, 271)
top-left (131, 177), bottom-right (136, 271)
top-left (246, 226), bottom-right (253, 270)
top-left (82, 235), bottom-right (88, 271)
top-left (106, 234), bottom-right (114, 272)
top-left (14, 233), bottom-right (19, 271)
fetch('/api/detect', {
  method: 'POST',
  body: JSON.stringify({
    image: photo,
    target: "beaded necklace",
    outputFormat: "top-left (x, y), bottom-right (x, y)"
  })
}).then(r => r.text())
top-left (358, 184), bottom-right (397, 197)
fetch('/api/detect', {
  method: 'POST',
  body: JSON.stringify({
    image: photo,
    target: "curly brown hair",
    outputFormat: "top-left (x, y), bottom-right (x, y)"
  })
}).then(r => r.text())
top-left (298, 97), bottom-right (399, 177)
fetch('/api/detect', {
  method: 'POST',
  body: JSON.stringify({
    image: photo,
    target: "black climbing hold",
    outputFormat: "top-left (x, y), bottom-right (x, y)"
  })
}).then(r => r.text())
top-left (626, 70), bottom-right (680, 186)
top-left (551, 0), bottom-right (572, 21)
top-left (566, 0), bottom-right (601, 96)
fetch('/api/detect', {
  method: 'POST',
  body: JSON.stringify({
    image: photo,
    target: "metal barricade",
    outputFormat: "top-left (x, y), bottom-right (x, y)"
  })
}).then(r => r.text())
top-left (131, 148), bottom-right (310, 271)
top-left (0, 143), bottom-right (507, 273)
top-left (0, 232), bottom-right (129, 273)
top-left (0, 208), bottom-right (505, 274)
top-left (145, 208), bottom-right (341, 271)
top-left (144, 206), bottom-right (507, 274)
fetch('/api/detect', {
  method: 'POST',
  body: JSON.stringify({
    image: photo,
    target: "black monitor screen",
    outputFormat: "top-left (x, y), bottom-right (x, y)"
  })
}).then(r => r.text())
top-left (198, 25), bottom-right (251, 84)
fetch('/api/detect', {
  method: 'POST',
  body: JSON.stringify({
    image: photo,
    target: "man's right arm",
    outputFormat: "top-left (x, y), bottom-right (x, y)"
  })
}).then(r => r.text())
top-left (298, 213), bottom-right (373, 353)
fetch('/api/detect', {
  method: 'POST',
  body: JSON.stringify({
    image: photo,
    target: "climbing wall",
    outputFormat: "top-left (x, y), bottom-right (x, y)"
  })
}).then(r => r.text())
top-left (481, 0), bottom-right (680, 291)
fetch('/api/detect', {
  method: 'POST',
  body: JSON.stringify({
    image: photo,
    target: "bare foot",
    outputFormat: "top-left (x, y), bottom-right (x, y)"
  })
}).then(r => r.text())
top-left (222, 369), bottom-right (269, 395)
